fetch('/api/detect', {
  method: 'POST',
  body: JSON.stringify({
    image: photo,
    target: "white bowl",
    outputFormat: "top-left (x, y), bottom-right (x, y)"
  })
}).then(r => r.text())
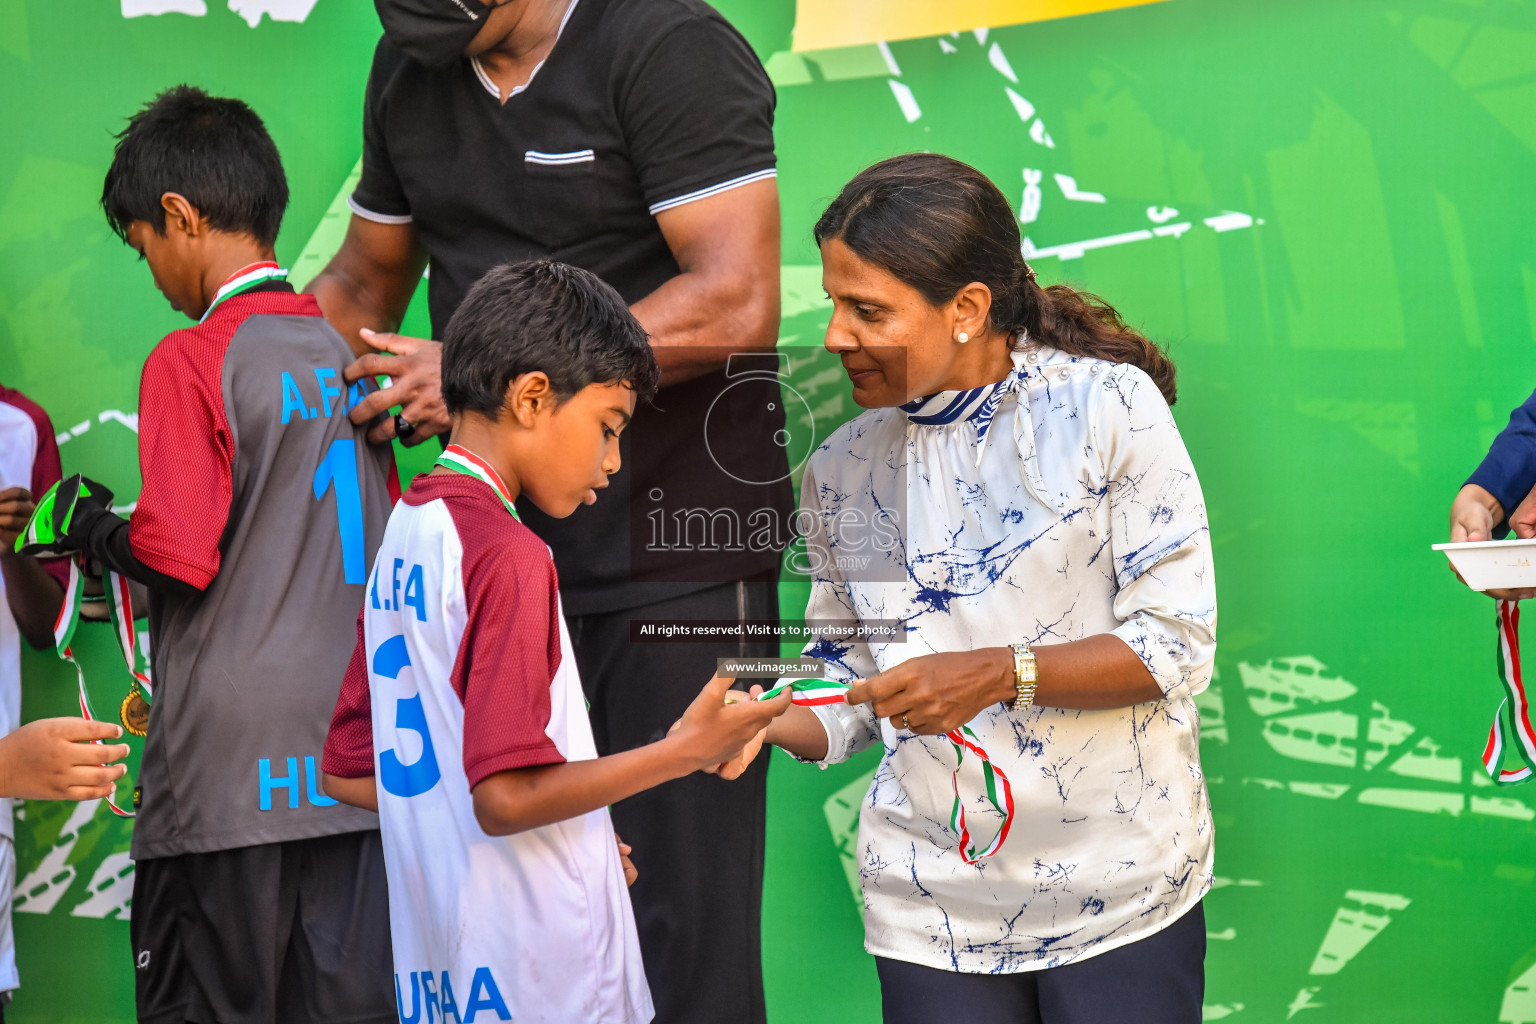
top-left (1432, 538), bottom-right (1536, 591)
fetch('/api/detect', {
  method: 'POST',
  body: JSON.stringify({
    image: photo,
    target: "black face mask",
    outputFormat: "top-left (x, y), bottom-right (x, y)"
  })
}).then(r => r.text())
top-left (374, 0), bottom-right (492, 69)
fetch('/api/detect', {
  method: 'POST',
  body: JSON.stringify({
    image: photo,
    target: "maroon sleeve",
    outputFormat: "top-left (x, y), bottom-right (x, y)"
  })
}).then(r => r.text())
top-left (128, 334), bottom-right (234, 590)
top-left (451, 514), bottom-right (565, 790)
top-left (1, 387), bottom-right (72, 590)
top-left (322, 610), bottom-right (376, 778)
top-left (24, 404), bottom-right (61, 500)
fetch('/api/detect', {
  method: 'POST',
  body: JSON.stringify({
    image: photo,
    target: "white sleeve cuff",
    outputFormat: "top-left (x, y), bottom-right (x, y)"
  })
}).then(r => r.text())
top-left (799, 700), bottom-right (881, 768)
top-left (1111, 615), bottom-right (1214, 703)
top-left (648, 168), bottom-right (777, 216)
top-left (346, 195), bottom-right (413, 225)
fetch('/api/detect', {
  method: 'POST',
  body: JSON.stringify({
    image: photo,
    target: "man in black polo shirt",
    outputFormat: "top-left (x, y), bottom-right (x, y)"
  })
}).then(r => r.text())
top-left (309, 2), bottom-right (792, 1021)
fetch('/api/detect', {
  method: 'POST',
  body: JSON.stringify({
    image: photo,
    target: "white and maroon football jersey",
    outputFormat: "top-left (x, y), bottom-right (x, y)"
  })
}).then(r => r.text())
top-left (325, 470), bottom-right (652, 1024)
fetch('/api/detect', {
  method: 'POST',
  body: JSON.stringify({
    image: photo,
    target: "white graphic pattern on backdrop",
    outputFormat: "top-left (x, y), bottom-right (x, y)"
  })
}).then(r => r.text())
top-left (121, 0), bottom-right (320, 28)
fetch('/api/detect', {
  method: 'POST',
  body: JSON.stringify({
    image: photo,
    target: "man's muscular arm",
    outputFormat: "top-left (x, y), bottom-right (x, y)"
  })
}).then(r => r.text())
top-left (332, 182), bottom-right (781, 444)
top-left (632, 178), bottom-right (780, 388)
top-left (310, 215), bottom-right (428, 355)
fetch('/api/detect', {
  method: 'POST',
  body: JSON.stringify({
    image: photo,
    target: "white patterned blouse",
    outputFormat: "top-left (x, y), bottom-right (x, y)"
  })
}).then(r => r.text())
top-left (789, 340), bottom-right (1217, 974)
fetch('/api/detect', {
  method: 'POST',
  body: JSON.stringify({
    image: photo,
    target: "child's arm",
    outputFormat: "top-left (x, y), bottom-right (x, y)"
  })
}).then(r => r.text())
top-left (321, 773), bottom-right (378, 812)
top-left (0, 487), bottom-right (63, 648)
top-left (20, 475), bottom-right (201, 599)
top-left (472, 674), bottom-right (790, 837)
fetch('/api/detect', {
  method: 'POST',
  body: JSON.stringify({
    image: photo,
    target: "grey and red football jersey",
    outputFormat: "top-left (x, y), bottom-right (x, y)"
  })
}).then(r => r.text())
top-left (129, 283), bottom-right (397, 859)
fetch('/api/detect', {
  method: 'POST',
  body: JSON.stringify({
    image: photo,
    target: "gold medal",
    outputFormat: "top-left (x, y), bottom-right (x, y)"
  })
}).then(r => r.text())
top-left (119, 689), bottom-right (151, 737)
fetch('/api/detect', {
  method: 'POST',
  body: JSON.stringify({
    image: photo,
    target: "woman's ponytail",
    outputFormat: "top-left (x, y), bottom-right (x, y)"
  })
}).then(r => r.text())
top-left (816, 154), bottom-right (1178, 406)
top-left (1025, 281), bottom-right (1177, 406)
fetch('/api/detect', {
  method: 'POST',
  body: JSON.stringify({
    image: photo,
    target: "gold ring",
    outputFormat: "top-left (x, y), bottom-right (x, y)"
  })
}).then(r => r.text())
top-left (901, 714), bottom-right (910, 730)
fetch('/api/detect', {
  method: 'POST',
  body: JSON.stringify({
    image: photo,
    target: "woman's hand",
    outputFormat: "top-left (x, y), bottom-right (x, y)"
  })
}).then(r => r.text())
top-left (845, 650), bottom-right (1013, 735)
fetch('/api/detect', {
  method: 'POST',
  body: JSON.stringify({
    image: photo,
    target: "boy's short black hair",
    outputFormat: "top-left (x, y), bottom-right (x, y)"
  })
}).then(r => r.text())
top-left (442, 260), bottom-right (660, 416)
top-left (101, 85), bottom-right (288, 246)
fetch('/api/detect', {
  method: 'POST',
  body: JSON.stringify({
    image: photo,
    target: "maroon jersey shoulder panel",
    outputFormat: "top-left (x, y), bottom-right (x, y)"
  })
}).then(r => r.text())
top-left (436, 475), bottom-right (566, 788)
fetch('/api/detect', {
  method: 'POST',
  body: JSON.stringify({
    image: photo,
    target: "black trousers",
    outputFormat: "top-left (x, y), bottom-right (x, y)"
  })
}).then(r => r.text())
top-left (567, 574), bottom-right (777, 1024)
top-left (876, 902), bottom-right (1206, 1024)
top-left (132, 830), bottom-right (395, 1024)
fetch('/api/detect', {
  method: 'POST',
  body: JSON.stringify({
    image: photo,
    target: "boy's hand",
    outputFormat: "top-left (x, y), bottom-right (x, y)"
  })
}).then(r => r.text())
top-left (616, 833), bottom-right (638, 886)
top-left (0, 487), bottom-right (34, 550)
top-left (702, 686), bottom-right (770, 780)
top-left (0, 718), bottom-right (130, 801)
top-left (668, 674), bottom-right (791, 774)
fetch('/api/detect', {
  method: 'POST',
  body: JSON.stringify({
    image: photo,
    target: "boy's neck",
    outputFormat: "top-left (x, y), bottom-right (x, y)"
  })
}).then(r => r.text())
top-left (445, 416), bottom-right (523, 503)
top-left (199, 237), bottom-right (279, 312)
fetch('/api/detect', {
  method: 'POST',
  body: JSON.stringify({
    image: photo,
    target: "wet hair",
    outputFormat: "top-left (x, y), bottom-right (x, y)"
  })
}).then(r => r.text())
top-left (441, 259), bottom-right (659, 417)
top-left (814, 153), bottom-right (1177, 405)
top-left (102, 85), bottom-right (288, 246)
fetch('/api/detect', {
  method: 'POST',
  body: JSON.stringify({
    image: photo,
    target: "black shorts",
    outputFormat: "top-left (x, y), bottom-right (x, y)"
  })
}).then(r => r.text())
top-left (875, 901), bottom-right (1206, 1024)
top-left (131, 830), bottom-right (395, 1024)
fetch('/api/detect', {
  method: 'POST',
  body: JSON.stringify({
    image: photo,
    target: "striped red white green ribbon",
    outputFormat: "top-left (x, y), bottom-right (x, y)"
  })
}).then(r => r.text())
top-left (51, 560), bottom-right (134, 818)
top-left (755, 678), bottom-right (850, 706)
top-left (757, 677), bottom-right (1015, 862)
top-left (199, 261), bottom-right (287, 323)
top-left (947, 725), bottom-right (1014, 863)
top-left (436, 444), bottom-right (520, 520)
top-left (105, 571), bottom-right (152, 700)
top-left (1482, 599), bottom-right (1536, 785)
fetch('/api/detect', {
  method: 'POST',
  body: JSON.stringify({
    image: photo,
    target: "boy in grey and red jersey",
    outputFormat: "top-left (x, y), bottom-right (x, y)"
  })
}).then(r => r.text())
top-left (40, 87), bottom-right (399, 1023)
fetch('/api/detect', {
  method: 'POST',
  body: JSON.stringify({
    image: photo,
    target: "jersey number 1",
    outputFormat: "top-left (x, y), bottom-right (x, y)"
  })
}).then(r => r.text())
top-left (314, 439), bottom-right (365, 584)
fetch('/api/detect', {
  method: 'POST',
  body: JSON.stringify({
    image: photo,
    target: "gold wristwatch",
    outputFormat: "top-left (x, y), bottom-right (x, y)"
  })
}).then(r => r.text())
top-left (1008, 642), bottom-right (1038, 712)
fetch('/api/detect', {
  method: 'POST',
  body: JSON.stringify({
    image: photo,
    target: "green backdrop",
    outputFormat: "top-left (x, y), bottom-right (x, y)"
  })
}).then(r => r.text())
top-left (4, 0), bottom-right (1536, 1020)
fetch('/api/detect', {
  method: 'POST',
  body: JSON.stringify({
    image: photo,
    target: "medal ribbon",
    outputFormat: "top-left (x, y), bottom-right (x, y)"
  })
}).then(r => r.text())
top-left (105, 571), bottom-right (152, 700)
top-left (51, 560), bottom-right (134, 818)
top-left (756, 678), bottom-right (1015, 863)
top-left (435, 444), bottom-right (521, 520)
top-left (199, 262), bottom-right (287, 323)
top-left (1482, 599), bottom-right (1536, 785)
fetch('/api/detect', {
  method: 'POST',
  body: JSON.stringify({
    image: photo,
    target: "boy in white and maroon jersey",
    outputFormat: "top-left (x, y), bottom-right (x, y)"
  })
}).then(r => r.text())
top-left (321, 260), bottom-right (790, 1024)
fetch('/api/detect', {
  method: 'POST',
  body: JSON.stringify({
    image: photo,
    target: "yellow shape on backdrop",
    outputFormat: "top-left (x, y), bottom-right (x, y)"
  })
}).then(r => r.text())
top-left (792, 0), bottom-right (1171, 52)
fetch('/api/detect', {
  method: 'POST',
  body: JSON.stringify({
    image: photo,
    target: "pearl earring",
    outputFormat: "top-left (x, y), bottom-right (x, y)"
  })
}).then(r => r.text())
top-left (957, 332), bottom-right (969, 344)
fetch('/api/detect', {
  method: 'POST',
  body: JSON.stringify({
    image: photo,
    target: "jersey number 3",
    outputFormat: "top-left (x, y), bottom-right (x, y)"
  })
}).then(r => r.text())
top-left (373, 634), bottom-right (442, 798)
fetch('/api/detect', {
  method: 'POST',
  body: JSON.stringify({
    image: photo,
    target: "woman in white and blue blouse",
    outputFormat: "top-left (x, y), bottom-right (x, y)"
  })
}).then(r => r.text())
top-left (756, 154), bottom-right (1217, 1023)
